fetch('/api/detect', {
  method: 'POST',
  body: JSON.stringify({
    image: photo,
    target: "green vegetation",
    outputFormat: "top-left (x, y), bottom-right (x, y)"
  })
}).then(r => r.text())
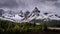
top-left (0, 20), bottom-right (60, 34)
top-left (0, 20), bottom-right (45, 34)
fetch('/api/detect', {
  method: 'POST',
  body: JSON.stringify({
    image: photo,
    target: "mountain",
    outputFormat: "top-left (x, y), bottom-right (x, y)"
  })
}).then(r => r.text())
top-left (0, 7), bottom-right (60, 23)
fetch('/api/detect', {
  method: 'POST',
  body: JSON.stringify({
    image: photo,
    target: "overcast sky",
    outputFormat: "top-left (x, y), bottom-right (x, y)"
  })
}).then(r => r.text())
top-left (0, 0), bottom-right (60, 15)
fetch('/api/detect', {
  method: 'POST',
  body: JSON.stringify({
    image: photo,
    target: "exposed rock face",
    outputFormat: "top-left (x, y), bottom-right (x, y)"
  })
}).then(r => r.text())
top-left (23, 11), bottom-right (30, 20)
top-left (19, 10), bottom-right (24, 17)
top-left (26, 7), bottom-right (40, 19)
top-left (32, 7), bottom-right (40, 16)
top-left (0, 9), bottom-right (4, 16)
top-left (33, 7), bottom-right (40, 14)
top-left (33, 7), bottom-right (40, 13)
top-left (55, 14), bottom-right (60, 18)
top-left (44, 12), bottom-right (49, 15)
top-left (19, 10), bottom-right (23, 15)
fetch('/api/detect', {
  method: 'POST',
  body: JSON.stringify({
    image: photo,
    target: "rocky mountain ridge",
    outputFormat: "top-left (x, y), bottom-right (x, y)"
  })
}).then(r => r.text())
top-left (0, 7), bottom-right (60, 22)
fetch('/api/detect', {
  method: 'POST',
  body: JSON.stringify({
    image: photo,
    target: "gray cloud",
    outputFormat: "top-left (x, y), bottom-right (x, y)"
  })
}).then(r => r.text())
top-left (21, 0), bottom-right (60, 15)
top-left (0, 0), bottom-right (18, 8)
top-left (0, 0), bottom-right (26, 9)
top-left (0, 0), bottom-right (60, 15)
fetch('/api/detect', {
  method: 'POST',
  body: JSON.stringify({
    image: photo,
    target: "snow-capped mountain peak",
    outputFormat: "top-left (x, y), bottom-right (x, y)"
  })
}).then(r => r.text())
top-left (0, 7), bottom-right (60, 22)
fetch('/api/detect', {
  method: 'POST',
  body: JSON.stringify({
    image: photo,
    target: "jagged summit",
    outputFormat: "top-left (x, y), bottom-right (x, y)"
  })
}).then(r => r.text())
top-left (0, 7), bottom-right (60, 22)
